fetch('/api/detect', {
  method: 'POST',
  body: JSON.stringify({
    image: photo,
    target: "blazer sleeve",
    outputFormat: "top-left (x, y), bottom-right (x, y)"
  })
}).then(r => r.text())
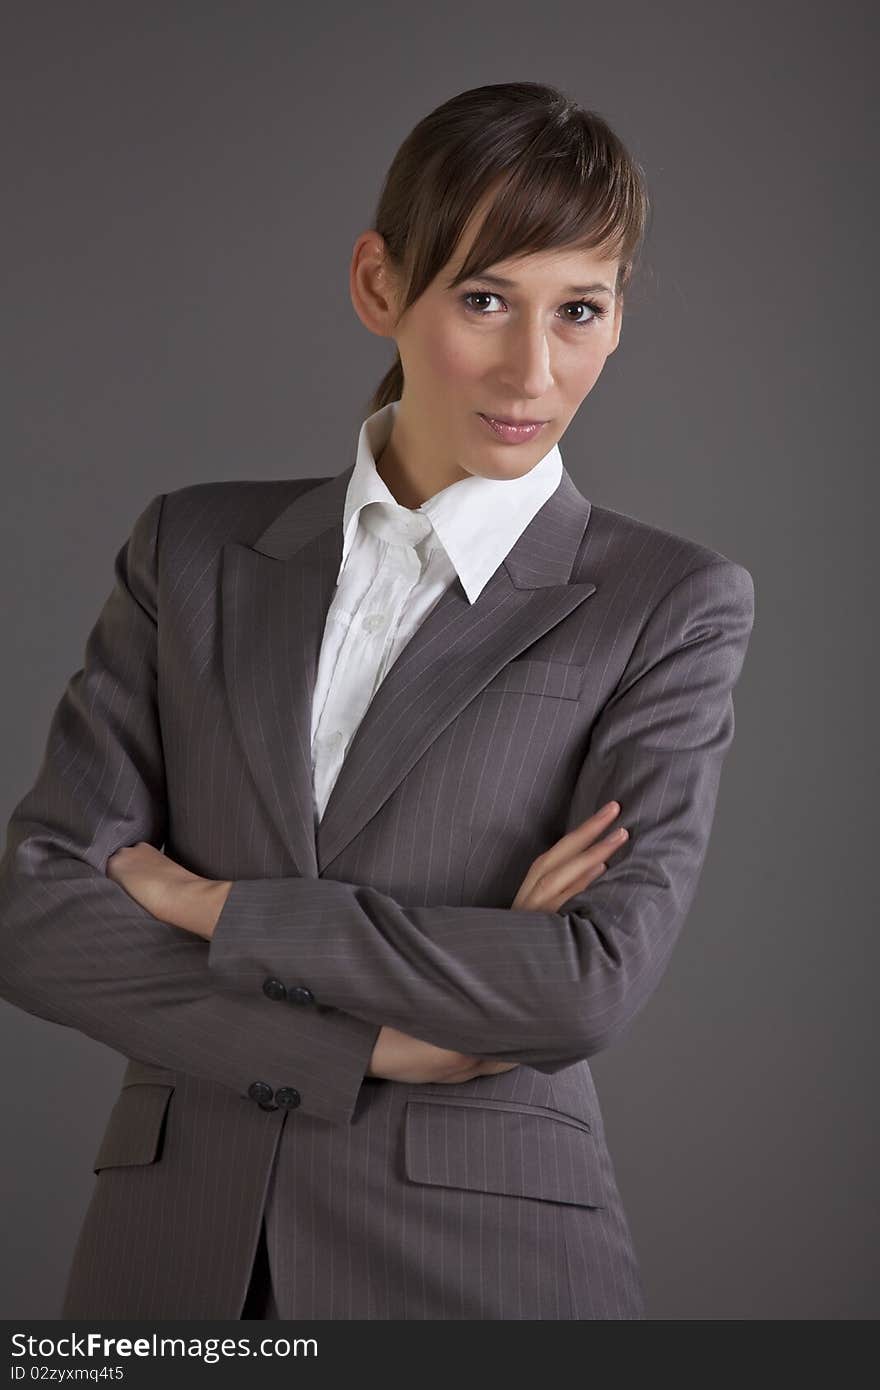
top-left (0, 493), bottom-right (380, 1125)
top-left (207, 559), bottom-right (756, 1069)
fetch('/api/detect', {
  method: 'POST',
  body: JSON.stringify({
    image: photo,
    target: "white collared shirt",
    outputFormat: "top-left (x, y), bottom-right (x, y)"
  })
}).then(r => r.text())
top-left (310, 399), bottom-right (563, 823)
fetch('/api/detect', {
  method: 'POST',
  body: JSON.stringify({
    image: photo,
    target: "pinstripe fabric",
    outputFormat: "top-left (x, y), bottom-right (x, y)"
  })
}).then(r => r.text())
top-left (0, 462), bottom-right (755, 1320)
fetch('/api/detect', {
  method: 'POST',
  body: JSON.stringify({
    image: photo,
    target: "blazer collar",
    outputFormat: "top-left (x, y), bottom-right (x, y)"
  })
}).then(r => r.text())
top-left (221, 461), bottom-right (597, 877)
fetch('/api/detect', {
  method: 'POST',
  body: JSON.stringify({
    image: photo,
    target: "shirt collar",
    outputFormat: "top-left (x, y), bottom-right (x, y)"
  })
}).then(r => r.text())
top-left (340, 399), bottom-right (564, 604)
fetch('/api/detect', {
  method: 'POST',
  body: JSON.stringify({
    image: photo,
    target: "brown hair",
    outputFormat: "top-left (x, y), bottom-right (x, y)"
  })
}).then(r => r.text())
top-left (361, 81), bottom-right (651, 418)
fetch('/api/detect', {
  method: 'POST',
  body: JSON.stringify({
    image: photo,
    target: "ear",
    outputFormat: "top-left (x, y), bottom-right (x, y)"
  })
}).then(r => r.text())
top-left (350, 232), bottom-right (401, 339)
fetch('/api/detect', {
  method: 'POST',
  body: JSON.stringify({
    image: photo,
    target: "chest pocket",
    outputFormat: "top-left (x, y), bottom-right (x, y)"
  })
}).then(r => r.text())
top-left (482, 658), bottom-right (585, 701)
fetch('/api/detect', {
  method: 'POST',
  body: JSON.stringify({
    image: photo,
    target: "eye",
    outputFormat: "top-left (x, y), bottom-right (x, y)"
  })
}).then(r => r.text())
top-left (461, 290), bottom-right (609, 328)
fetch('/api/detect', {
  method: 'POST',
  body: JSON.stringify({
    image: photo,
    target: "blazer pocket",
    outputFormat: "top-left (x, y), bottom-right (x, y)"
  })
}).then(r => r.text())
top-left (482, 658), bottom-right (585, 701)
top-left (92, 1082), bottom-right (175, 1174)
top-left (403, 1095), bottom-right (606, 1208)
top-left (121, 1056), bottom-right (177, 1089)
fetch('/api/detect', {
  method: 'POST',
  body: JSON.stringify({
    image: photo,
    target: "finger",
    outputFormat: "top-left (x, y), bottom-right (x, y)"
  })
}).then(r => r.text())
top-left (537, 827), bottom-right (627, 899)
top-left (516, 801), bottom-right (622, 900)
top-left (546, 800), bottom-right (622, 863)
top-left (526, 858), bottom-right (607, 913)
top-left (551, 861), bottom-right (607, 911)
top-left (518, 816), bottom-right (632, 910)
top-left (517, 820), bottom-right (627, 908)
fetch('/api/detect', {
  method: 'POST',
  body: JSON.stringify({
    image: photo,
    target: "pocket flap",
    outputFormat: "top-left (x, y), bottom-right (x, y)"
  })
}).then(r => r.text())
top-left (483, 659), bottom-right (585, 701)
top-left (93, 1082), bottom-right (174, 1173)
top-left (404, 1096), bottom-right (606, 1208)
top-left (121, 1056), bottom-right (178, 1088)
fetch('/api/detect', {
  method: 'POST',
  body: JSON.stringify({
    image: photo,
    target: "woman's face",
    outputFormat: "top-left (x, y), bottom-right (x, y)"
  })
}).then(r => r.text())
top-left (351, 198), bottom-right (623, 503)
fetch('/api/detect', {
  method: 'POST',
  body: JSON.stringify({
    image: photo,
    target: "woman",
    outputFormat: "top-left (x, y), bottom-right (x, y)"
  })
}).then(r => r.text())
top-left (0, 82), bottom-right (755, 1320)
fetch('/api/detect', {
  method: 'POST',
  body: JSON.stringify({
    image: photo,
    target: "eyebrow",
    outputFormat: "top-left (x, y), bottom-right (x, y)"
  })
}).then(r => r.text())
top-left (458, 271), bottom-right (616, 298)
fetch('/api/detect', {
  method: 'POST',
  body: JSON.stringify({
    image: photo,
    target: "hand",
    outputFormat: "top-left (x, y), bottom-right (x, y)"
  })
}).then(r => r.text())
top-left (366, 1025), bottom-right (520, 1084)
top-left (365, 802), bottom-right (630, 1082)
top-left (105, 841), bottom-right (232, 940)
top-left (511, 799), bottom-right (629, 913)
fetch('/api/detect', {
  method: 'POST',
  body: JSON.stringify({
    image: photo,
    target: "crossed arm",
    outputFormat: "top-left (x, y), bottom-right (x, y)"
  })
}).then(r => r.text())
top-left (0, 490), bottom-right (755, 1123)
top-left (204, 556), bottom-right (755, 1066)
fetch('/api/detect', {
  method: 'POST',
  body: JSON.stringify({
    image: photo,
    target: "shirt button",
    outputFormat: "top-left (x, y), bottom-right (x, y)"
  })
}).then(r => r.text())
top-left (363, 612), bottom-right (386, 632)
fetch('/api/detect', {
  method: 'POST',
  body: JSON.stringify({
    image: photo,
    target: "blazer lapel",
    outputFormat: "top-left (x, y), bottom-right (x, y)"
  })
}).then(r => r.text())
top-left (220, 464), bottom-right (597, 878)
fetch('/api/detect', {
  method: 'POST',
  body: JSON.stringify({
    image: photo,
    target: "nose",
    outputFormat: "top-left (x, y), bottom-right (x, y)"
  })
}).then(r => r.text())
top-left (496, 316), bottom-right (555, 398)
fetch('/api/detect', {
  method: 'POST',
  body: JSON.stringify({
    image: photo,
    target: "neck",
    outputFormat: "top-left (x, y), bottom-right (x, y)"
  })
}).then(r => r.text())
top-left (376, 412), bottom-right (468, 509)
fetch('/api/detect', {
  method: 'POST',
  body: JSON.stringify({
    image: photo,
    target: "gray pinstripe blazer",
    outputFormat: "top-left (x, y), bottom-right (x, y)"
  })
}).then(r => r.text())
top-left (0, 462), bottom-right (755, 1319)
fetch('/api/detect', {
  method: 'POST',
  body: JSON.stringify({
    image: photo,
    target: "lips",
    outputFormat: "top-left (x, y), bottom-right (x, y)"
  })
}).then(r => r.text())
top-left (477, 413), bottom-right (548, 444)
top-left (480, 413), bottom-right (548, 426)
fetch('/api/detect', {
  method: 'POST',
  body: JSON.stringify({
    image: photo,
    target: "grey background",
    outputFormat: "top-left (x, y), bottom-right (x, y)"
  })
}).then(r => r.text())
top-left (1, 0), bottom-right (875, 1320)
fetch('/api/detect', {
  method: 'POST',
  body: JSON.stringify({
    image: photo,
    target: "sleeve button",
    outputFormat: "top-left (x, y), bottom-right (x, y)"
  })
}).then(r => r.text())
top-left (286, 985), bottom-right (315, 1006)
